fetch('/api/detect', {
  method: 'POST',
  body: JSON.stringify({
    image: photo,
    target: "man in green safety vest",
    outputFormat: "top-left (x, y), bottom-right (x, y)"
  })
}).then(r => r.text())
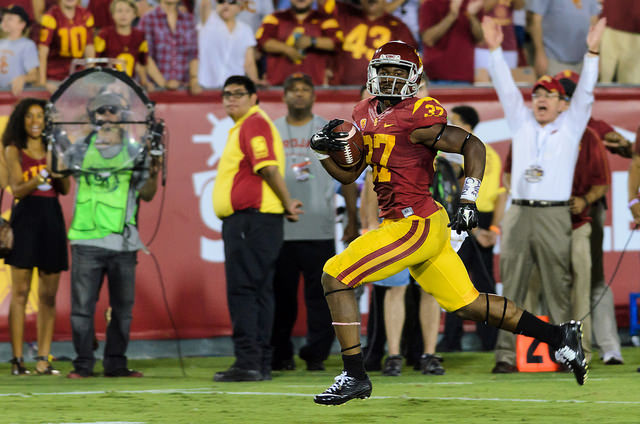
top-left (64, 91), bottom-right (161, 379)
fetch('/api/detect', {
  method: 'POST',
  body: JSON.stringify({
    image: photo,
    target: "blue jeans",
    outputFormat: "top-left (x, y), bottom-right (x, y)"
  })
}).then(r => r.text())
top-left (70, 245), bottom-right (137, 374)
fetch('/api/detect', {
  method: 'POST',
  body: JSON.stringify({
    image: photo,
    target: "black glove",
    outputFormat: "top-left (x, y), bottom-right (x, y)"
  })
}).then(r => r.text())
top-left (448, 202), bottom-right (479, 234)
top-left (310, 119), bottom-right (348, 152)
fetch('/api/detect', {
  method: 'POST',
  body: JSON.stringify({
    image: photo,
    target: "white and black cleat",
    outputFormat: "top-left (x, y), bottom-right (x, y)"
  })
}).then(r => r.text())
top-left (314, 371), bottom-right (372, 405)
top-left (554, 320), bottom-right (588, 385)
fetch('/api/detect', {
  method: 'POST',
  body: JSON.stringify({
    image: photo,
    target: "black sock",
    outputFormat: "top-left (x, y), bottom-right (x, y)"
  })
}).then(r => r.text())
top-left (342, 352), bottom-right (367, 379)
top-left (515, 311), bottom-right (563, 348)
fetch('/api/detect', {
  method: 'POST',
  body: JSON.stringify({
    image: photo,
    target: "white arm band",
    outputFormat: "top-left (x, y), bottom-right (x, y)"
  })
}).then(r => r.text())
top-left (460, 177), bottom-right (481, 202)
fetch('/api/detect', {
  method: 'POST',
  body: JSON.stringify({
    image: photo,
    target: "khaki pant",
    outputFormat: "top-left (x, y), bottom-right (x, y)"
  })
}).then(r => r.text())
top-left (600, 27), bottom-right (640, 84)
top-left (589, 202), bottom-right (622, 357)
top-left (495, 204), bottom-right (572, 366)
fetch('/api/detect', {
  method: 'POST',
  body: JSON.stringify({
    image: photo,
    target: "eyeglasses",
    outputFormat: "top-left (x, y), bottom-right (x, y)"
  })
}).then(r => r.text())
top-left (217, 0), bottom-right (238, 4)
top-left (222, 91), bottom-right (249, 99)
top-left (531, 92), bottom-right (560, 100)
top-left (94, 105), bottom-right (121, 115)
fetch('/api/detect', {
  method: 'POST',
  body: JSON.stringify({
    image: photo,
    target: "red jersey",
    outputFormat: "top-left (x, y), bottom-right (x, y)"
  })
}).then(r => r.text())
top-left (39, 5), bottom-right (94, 80)
top-left (20, 151), bottom-right (57, 198)
top-left (478, 0), bottom-right (517, 51)
top-left (88, 0), bottom-right (114, 29)
top-left (256, 9), bottom-right (342, 86)
top-left (419, 0), bottom-right (475, 82)
top-left (601, 0), bottom-right (640, 33)
top-left (95, 26), bottom-right (148, 77)
top-left (571, 128), bottom-right (609, 229)
top-left (328, 2), bottom-right (416, 85)
top-left (588, 117), bottom-right (615, 139)
top-left (353, 96), bottom-right (447, 219)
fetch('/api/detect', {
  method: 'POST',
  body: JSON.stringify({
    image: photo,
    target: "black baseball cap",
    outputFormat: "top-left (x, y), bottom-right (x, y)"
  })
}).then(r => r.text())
top-left (3, 5), bottom-right (30, 26)
top-left (283, 73), bottom-right (314, 92)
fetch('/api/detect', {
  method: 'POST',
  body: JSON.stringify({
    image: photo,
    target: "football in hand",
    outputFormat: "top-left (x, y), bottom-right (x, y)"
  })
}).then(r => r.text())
top-left (328, 121), bottom-right (365, 168)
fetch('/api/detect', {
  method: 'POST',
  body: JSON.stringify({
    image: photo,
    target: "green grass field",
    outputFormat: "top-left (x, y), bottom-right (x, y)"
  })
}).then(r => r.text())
top-left (1, 347), bottom-right (639, 424)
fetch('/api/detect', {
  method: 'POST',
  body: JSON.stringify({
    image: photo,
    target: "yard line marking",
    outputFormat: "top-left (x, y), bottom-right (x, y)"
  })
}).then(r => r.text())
top-left (2, 388), bottom-right (639, 405)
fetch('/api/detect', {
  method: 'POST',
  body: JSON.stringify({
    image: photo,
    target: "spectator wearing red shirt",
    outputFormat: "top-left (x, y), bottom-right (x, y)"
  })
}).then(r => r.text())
top-left (474, 0), bottom-right (524, 72)
top-left (326, 0), bottom-right (416, 86)
top-left (419, 0), bottom-right (484, 83)
top-left (138, 0), bottom-right (201, 94)
top-left (38, 0), bottom-right (95, 90)
top-left (94, 0), bottom-right (162, 91)
top-left (599, 0), bottom-right (640, 83)
top-left (87, 0), bottom-right (114, 30)
top-left (256, 0), bottom-right (342, 86)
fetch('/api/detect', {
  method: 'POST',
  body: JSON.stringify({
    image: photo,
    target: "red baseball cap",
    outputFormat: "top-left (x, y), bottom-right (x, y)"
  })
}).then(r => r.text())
top-left (532, 75), bottom-right (566, 97)
top-left (554, 70), bottom-right (579, 84)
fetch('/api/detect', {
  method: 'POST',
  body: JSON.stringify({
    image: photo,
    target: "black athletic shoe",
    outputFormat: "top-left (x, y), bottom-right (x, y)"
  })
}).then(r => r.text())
top-left (382, 355), bottom-right (403, 377)
top-left (418, 354), bottom-right (445, 375)
top-left (553, 320), bottom-right (588, 385)
top-left (213, 367), bottom-right (263, 382)
top-left (314, 371), bottom-right (372, 405)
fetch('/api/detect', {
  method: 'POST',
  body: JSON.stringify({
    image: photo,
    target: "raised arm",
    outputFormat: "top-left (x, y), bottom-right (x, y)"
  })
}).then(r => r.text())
top-left (483, 16), bottom-right (528, 131)
top-left (565, 18), bottom-right (606, 132)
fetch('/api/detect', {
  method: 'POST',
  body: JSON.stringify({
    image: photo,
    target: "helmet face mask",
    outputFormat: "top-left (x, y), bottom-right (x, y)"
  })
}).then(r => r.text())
top-left (367, 41), bottom-right (423, 100)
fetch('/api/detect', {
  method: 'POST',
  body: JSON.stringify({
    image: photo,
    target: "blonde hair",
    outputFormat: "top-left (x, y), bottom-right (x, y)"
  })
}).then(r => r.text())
top-left (110, 0), bottom-right (138, 15)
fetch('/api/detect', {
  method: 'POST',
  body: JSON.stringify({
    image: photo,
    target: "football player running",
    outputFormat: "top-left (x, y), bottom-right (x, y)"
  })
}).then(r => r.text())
top-left (310, 41), bottom-right (588, 406)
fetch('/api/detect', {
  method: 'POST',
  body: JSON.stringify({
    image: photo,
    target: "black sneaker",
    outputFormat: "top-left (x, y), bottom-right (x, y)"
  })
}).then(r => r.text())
top-left (272, 358), bottom-right (295, 371)
top-left (382, 355), bottom-right (403, 376)
top-left (492, 361), bottom-right (518, 374)
top-left (305, 359), bottom-right (325, 371)
top-left (314, 371), bottom-right (372, 405)
top-left (213, 367), bottom-right (263, 382)
top-left (418, 354), bottom-right (445, 375)
top-left (104, 368), bottom-right (143, 378)
top-left (553, 320), bottom-right (588, 385)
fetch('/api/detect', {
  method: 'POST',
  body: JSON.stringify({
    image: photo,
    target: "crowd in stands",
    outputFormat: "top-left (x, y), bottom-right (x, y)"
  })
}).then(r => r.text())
top-left (0, 0), bottom-right (639, 95)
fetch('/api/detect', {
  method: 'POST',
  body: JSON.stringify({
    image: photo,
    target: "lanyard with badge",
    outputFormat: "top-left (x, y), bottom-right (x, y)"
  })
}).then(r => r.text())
top-left (525, 127), bottom-right (550, 183)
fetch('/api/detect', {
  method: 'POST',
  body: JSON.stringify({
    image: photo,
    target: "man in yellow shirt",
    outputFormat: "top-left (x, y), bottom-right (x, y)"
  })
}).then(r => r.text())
top-left (213, 75), bottom-right (303, 382)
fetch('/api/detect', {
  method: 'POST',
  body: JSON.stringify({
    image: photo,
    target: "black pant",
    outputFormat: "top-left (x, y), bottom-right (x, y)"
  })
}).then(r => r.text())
top-left (271, 240), bottom-right (335, 363)
top-left (440, 212), bottom-right (497, 351)
top-left (222, 211), bottom-right (283, 372)
top-left (70, 245), bottom-right (137, 374)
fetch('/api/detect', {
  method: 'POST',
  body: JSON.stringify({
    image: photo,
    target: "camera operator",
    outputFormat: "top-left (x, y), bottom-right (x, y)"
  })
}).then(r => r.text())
top-left (63, 91), bottom-right (161, 379)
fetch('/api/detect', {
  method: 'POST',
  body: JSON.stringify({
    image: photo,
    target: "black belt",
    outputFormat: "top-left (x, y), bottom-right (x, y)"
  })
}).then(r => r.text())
top-left (512, 199), bottom-right (570, 207)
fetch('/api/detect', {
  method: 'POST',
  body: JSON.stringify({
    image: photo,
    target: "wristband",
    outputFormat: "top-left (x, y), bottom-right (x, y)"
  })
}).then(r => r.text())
top-left (588, 49), bottom-right (600, 55)
top-left (489, 225), bottom-right (501, 235)
top-left (313, 150), bottom-right (329, 161)
top-left (460, 177), bottom-right (481, 202)
top-left (629, 198), bottom-right (640, 209)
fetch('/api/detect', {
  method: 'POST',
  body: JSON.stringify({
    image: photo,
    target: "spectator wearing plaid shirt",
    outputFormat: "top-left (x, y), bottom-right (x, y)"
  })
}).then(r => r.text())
top-left (138, 0), bottom-right (201, 94)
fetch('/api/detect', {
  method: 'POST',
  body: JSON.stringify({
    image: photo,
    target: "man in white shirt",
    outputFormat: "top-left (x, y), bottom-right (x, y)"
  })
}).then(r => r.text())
top-left (197, 0), bottom-right (262, 89)
top-left (482, 16), bottom-right (606, 373)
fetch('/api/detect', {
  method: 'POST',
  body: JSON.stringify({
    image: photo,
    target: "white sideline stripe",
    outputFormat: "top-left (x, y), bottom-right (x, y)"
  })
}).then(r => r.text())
top-left (286, 382), bottom-right (473, 388)
top-left (2, 388), bottom-right (639, 405)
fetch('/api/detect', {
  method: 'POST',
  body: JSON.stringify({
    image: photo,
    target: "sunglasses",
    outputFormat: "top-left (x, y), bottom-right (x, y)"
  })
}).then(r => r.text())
top-left (94, 105), bottom-right (121, 115)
